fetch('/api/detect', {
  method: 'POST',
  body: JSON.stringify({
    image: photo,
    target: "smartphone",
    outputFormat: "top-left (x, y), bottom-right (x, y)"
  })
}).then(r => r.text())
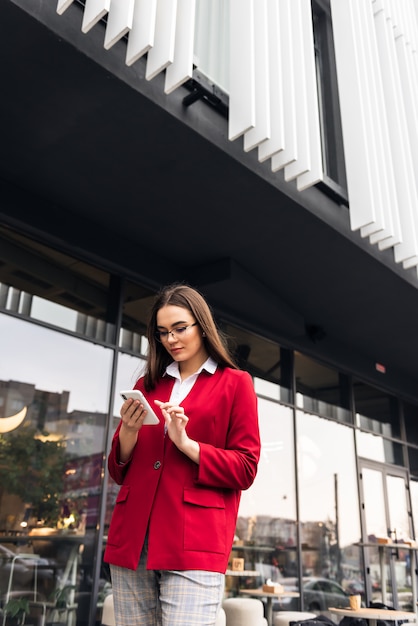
top-left (119, 390), bottom-right (160, 425)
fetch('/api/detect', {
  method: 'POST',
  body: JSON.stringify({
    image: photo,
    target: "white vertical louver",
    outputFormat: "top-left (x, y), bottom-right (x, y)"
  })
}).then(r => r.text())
top-left (57, 0), bottom-right (323, 192)
top-left (125, 0), bottom-right (157, 67)
top-left (257, 0), bottom-right (285, 163)
top-left (228, 0), bottom-right (323, 189)
top-left (295, 0), bottom-right (323, 191)
top-left (330, 0), bottom-right (418, 274)
top-left (81, 0), bottom-right (110, 33)
top-left (228, 0), bottom-right (255, 141)
top-left (242, 0), bottom-right (270, 153)
top-left (270, 0), bottom-right (297, 172)
top-left (194, 1), bottom-right (229, 92)
top-left (58, 0), bottom-right (196, 91)
top-left (56, 0), bottom-right (76, 15)
top-left (144, 0), bottom-right (177, 81)
top-left (165, 0), bottom-right (196, 95)
top-left (104, 0), bottom-right (135, 50)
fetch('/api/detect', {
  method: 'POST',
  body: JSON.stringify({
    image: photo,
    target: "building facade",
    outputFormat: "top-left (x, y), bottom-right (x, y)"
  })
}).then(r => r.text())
top-left (1, 1), bottom-right (418, 625)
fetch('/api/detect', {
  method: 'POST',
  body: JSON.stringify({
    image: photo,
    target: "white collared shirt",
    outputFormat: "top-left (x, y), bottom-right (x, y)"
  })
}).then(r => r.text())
top-left (165, 356), bottom-right (217, 404)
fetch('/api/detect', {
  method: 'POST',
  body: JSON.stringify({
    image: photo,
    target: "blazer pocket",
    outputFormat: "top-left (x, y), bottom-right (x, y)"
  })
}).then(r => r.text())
top-left (183, 488), bottom-right (226, 555)
top-left (116, 484), bottom-right (130, 503)
top-left (107, 485), bottom-right (130, 546)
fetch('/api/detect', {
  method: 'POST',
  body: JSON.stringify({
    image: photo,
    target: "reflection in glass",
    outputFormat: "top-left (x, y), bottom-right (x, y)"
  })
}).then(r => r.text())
top-left (403, 401), bottom-right (418, 446)
top-left (362, 468), bottom-right (387, 539)
top-left (356, 431), bottom-right (405, 467)
top-left (0, 222), bottom-right (115, 340)
top-left (0, 313), bottom-right (113, 625)
top-left (361, 467), bottom-right (414, 608)
top-left (231, 401), bottom-right (297, 593)
top-left (223, 324), bottom-right (287, 391)
top-left (254, 378), bottom-right (291, 404)
top-left (105, 353), bottom-right (147, 537)
top-left (295, 353), bottom-right (351, 423)
top-left (111, 353), bottom-right (145, 422)
top-left (297, 411), bottom-right (362, 597)
top-left (387, 475), bottom-right (411, 543)
top-left (353, 380), bottom-right (400, 439)
top-left (411, 480), bottom-right (418, 540)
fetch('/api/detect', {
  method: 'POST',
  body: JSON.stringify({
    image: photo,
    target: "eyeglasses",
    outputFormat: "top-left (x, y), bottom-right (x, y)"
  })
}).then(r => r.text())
top-left (155, 322), bottom-right (198, 343)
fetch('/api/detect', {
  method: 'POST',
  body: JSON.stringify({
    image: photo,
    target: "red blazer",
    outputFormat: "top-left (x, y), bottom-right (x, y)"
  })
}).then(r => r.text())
top-left (104, 367), bottom-right (260, 573)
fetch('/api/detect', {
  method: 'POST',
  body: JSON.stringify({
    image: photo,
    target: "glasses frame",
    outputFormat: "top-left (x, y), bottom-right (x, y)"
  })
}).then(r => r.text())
top-left (155, 322), bottom-right (198, 343)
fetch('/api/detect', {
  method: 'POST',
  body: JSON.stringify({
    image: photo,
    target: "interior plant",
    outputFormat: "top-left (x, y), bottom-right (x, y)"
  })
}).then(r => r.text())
top-left (41, 584), bottom-right (78, 626)
top-left (3, 597), bottom-right (30, 626)
top-left (48, 584), bottom-right (76, 609)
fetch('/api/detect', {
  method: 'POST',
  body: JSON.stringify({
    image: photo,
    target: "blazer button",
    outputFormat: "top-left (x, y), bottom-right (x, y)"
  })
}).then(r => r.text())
top-left (153, 461), bottom-right (161, 470)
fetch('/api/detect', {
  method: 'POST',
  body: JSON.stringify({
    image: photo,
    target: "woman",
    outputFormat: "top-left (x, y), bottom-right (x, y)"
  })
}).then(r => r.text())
top-left (104, 283), bottom-right (260, 626)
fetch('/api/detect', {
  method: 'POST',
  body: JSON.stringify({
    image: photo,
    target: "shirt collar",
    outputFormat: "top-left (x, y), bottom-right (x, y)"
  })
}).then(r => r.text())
top-left (165, 356), bottom-right (217, 379)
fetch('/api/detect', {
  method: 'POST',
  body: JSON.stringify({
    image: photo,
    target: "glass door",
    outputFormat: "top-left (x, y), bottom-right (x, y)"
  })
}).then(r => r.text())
top-left (358, 459), bottom-right (416, 610)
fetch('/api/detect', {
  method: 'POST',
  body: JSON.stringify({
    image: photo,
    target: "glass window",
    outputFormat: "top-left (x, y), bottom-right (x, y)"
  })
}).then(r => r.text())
top-left (0, 313), bottom-right (113, 624)
top-left (312, 0), bottom-right (347, 192)
top-left (104, 352), bottom-right (146, 534)
top-left (353, 379), bottom-right (401, 439)
top-left (119, 280), bottom-right (155, 353)
top-left (356, 431), bottom-right (405, 467)
top-left (295, 352), bottom-right (351, 422)
top-left (222, 324), bottom-right (291, 400)
top-left (112, 353), bottom-right (145, 420)
top-left (403, 401), bottom-right (418, 446)
top-left (361, 467), bottom-right (389, 540)
top-left (231, 401), bottom-right (297, 594)
top-left (296, 410), bottom-right (363, 600)
top-left (411, 479), bottom-right (418, 540)
top-left (359, 464), bottom-right (413, 608)
top-left (194, 0), bottom-right (229, 92)
top-left (194, 0), bottom-right (347, 195)
top-left (386, 474), bottom-right (411, 543)
top-left (0, 225), bottom-right (115, 340)
top-left (407, 446), bottom-right (418, 479)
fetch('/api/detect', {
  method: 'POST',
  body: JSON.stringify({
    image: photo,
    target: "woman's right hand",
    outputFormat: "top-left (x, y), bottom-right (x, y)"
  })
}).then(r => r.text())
top-left (118, 398), bottom-right (147, 463)
top-left (120, 398), bottom-right (148, 432)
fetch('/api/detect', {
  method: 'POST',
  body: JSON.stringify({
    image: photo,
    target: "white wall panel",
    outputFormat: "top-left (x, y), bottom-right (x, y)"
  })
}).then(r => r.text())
top-left (104, 0), bottom-right (135, 50)
top-left (243, 0), bottom-right (270, 152)
top-left (82, 0), bottom-right (110, 34)
top-left (271, 0), bottom-right (297, 171)
top-left (258, 0), bottom-right (284, 162)
top-left (228, 0), bottom-right (255, 141)
top-left (145, 0), bottom-right (177, 81)
top-left (165, 0), bottom-right (196, 94)
top-left (126, 0), bottom-right (157, 66)
top-left (56, 0), bottom-right (75, 15)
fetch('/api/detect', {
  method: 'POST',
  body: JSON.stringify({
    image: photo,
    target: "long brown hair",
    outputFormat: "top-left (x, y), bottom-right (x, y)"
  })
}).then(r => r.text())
top-left (143, 283), bottom-right (237, 390)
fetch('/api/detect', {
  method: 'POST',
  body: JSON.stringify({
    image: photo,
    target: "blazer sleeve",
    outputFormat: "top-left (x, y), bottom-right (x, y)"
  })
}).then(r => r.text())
top-left (196, 370), bottom-right (260, 491)
top-left (107, 422), bottom-right (133, 485)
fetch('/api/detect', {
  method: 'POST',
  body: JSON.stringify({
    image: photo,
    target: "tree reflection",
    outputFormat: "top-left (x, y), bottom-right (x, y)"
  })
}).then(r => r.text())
top-left (0, 425), bottom-right (66, 526)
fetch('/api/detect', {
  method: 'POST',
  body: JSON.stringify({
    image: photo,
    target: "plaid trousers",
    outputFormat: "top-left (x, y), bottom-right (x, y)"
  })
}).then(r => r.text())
top-left (110, 537), bottom-right (225, 626)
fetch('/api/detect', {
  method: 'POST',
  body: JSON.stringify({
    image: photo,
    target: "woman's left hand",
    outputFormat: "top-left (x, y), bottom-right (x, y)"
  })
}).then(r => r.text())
top-left (154, 400), bottom-right (188, 441)
top-left (154, 400), bottom-right (200, 464)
